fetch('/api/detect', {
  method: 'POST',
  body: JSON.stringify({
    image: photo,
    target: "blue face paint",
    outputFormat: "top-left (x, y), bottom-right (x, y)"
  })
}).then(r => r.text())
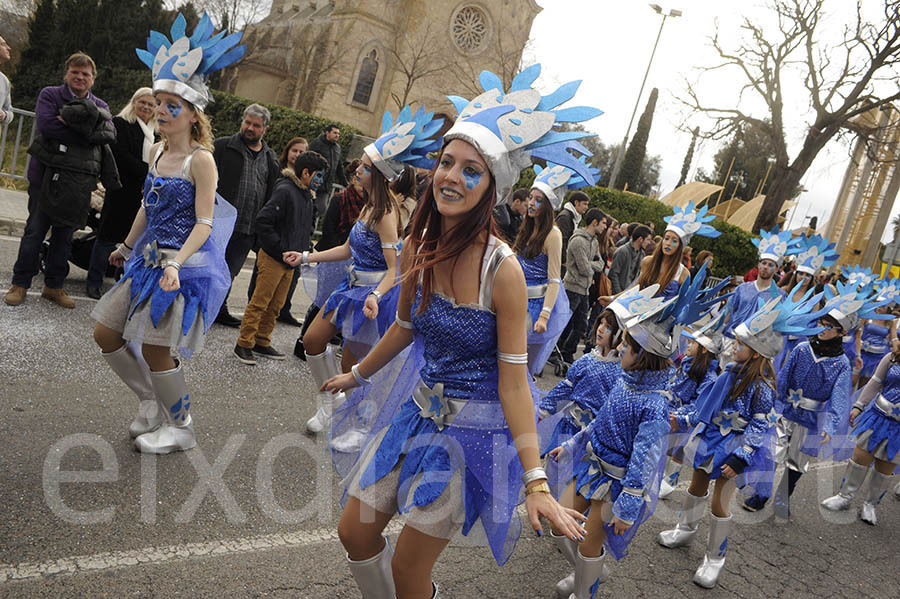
top-left (166, 101), bottom-right (182, 119)
top-left (311, 171), bottom-right (324, 190)
top-left (462, 168), bottom-right (483, 190)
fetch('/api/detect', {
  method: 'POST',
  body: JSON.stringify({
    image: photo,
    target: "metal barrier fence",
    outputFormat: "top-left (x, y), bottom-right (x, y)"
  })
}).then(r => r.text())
top-left (0, 107), bottom-right (36, 181)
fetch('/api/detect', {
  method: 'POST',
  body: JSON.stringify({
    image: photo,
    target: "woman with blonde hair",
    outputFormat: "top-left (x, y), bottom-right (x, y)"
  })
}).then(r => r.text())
top-left (85, 87), bottom-right (158, 298)
top-left (91, 14), bottom-right (240, 454)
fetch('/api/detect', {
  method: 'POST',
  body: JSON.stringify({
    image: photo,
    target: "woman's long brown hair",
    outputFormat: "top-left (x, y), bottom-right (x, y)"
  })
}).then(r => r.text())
top-left (363, 164), bottom-right (402, 236)
top-left (688, 344), bottom-right (716, 384)
top-left (512, 191), bottom-right (554, 258)
top-left (637, 237), bottom-right (683, 290)
top-left (727, 352), bottom-right (775, 404)
top-left (402, 158), bottom-right (499, 314)
top-left (624, 331), bottom-right (671, 373)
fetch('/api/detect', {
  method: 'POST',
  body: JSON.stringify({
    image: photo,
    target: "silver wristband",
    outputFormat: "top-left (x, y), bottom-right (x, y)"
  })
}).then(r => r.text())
top-left (351, 363), bottom-right (371, 386)
top-left (521, 467), bottom-right (547, 486)
top-left (302, 251), bottom-right (310, 266)
top-left (369, 289), bottom-right (383, 303)
top-left (165, 259), bottom-right (182, 271)
top-left (196, 217), bottom-right (214, 227)
top-left (117, 243), bottom-right (132, 260)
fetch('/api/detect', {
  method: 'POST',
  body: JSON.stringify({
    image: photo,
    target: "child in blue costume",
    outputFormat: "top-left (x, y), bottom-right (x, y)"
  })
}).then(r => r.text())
top-left (320, 66), bottom-right (601, 599)
top-left (288, 108), bottom-right (438, 435)
top-left (538, 309), bottom-right (621, 477)
top-left (515, 161), bottom-right (597, 374)
top-left (546, 272), bottom-right (717, 599)
top-left (822, 282), bottom-right (900, 526)
top-left (91, 14), bottom-right (240, 455)
top-left (658, 292), bottom-right (820, 589)
top-left (857, 311), bottom-right (896, 382)
top-left (841, 265), bottom-right (878, 385)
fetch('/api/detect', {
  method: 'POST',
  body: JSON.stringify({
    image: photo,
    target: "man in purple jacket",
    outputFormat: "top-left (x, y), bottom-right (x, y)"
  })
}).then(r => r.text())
top-left (5, 52), bottom-right (110, 309)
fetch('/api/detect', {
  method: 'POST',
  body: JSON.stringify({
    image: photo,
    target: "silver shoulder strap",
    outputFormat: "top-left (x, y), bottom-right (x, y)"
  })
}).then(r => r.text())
top-left (479, 236), bottom-right (514, 310)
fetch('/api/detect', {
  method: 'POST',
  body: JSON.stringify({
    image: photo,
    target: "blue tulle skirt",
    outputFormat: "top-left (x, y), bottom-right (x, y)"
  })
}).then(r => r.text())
top-left (525, 291), bottom-right (571, 374)
top-left (320, 273), bottom-right (401, 353)
top-left (852, 406), bottom-right (900, 463)
top-left (686, 424), bottom-right (776, 497)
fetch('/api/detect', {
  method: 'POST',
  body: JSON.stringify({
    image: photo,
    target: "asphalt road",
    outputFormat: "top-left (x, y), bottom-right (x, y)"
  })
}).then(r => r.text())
top-left (0, 234), bottom-right (897, 598)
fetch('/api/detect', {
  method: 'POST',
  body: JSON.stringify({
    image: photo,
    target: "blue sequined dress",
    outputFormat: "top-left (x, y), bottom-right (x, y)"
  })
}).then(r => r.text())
top-left (333, 238), bottom-right (537, 565)
top-left (682, 363), bottom-right (777, 496)
top-left (659, 264), bottom-right (687, 301)
top-left (516, 251), bottom-right (571, 374)
top-left (319, 220), bottom-right (401, 353)
top-left (91, 146), bottom-right (235, 355)
top-left (549, 368), bottom-right (670, 560)
top-left (850, 353), bottom-right (900, 463)
top-left (859, 322), bottom-right (891, 378)
top-left (669, 356), bottom-right (719, 458)
top-left (775, 342), bottom-right (852, 461)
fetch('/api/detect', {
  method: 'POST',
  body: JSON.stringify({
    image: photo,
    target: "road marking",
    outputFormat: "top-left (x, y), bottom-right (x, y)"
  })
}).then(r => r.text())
top-left (0, 520), bottom-right (405, 584)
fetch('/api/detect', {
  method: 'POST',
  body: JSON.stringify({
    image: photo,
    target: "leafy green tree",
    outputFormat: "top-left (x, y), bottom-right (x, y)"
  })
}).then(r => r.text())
top-left (618, 87), bottom-right (658, 194)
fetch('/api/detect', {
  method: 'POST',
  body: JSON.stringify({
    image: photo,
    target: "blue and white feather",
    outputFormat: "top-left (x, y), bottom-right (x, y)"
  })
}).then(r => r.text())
top-left (444, 64), bottom-right (603, 204)
top-left (794, 234), bottom-right (838, 275)
top-left (364, 105), bottom-right (444, 182)
top-left (734, 284), bottom-right (824, 359)
top-left (531, 157), bottom-right (599, 210)
top-left (752, 227), bottom-right (799, 265)
top-left (842, 265), bottom-right (876, 292)
top-left (136, 13), bottom-right (245, 110)
top-left (664, 201), bottom-right (720, 245)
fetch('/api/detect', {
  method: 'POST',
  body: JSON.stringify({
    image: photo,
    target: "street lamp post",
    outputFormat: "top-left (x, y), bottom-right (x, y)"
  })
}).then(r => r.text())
top-left (607, 3), bottom-right (682, 190)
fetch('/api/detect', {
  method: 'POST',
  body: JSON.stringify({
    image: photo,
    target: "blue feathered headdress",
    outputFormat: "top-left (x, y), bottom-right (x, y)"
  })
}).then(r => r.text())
top-left (752, 227), bottom-right (800, 265)
top-left (734, 284), bottom-right (825, 359)
top-left (794, 234), bottom-right (838, 275)
top-left (364, 105), bottom-right (444, 182)
top-left (444, 64), bottom-right (603, 204)
top-left (136, 13), bottom-right (245, 110)
top-left (664, 201), bottom-right (720, 245)
top-left (531, 156), bottom-right (599, 210)
top-left (842, 265), bottom-right (876, 291)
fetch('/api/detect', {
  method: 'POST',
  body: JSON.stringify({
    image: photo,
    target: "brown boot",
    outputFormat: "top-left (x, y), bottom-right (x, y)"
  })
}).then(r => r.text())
top-left (5, 285), bottom-right (27, 306)
top-left (41, 287), bottom-right (76, 309)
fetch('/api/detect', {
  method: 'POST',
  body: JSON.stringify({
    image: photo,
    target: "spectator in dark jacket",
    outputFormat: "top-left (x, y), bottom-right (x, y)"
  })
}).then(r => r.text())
top-left (7, 53), bottom-right (111, 309)
top-left (212, 103), bottom-right (281, 326)
top-left (235, 151), bottom-right (327, 363)
top-left (608, 224), bottom-right (651, 294)
top-left (494, 187), bottom-right (528, 243)
top-left (555, 191), bottom-right (590, 271)
top-left (308, 124), bottom-right (349, 219)
top-left (85, 87), bottom-right (157, 298)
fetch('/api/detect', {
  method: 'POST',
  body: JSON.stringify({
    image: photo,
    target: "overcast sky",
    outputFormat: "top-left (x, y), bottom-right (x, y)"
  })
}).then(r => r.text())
top-left (528, 0), bottom-right (898, 243)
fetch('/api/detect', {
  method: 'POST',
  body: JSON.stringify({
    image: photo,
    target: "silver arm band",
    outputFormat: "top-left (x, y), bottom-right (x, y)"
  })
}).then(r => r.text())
top-left (497, 351), bottom-right (529, 364)
top-left (196, 217), bottom-right (214, 226)
top-left (369, 289), bottom-right (383, 303)
top-left (116, 243), bottom-right (132, 260)
top-left (522, 467), bottom-right (547, 486)
top-left (540, 307), bottom-right (552, 315)
top-left (395, 314), bottom-right (413, 329)
top-left (351, 364), bottom-right (371, 386)
top-left (165, 259), bottom-right (182, 271)
top-left (548, 278), bottom-right (562, 284)
top-left (380, 242), bottom-right (400, 251)
top-left (621, 486), bottom-right (645, 498)
top-left (301, 251), bottom-right (310, 266)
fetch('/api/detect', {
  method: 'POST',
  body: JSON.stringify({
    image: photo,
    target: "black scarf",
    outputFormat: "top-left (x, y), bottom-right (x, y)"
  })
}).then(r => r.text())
top-left (809, 335), bottom-right (845, 358)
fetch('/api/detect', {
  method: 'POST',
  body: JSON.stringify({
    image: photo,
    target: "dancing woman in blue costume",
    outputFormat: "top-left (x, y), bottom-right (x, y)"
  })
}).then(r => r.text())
top-left (91, 14), bottom-right (241, 455)
top-left (545, 272), bottom-right (715, 599)
top-left (321, 67), bottom-right (601, 599)
top-left (514, 162), bottom-right (596, 374)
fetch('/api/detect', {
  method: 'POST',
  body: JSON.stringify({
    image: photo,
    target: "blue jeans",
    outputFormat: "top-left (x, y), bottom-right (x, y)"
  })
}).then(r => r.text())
top-left (12, 186), bottom-right (75, 289)
top-left (86, 238), bottom-right (117, 289)
top-left (558, 290), bottom-right (590, 359)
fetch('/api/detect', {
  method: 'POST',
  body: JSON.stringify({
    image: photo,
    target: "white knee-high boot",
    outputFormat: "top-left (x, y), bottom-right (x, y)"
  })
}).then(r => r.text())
top-left (659, 457), bottom-right (682, 499)
top-left (658, 491), bottom-right (708, 548)
top-left (693, 512), bottom-right (732, 588)
top-left (569, 547), bottom-right (609, 599)
top-left (306, 347), bottom-right (344, 433)
top-left (860, 470), bottom-right (893, 525)
top-left (551, 530), bottom-right (577, 598)
top-left (821, 460), bottom-right (869, 511)
top-left (134, 362), bottom-right (196, 454)
top-left (346, 535), bottom-right (395, 599)
top-left (101, 344), bottom-right (163, 437)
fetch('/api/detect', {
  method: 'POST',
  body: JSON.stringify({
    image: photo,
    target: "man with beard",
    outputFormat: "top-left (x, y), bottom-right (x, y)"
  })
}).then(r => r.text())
top-left (213, 103), bottom-right (281, 326)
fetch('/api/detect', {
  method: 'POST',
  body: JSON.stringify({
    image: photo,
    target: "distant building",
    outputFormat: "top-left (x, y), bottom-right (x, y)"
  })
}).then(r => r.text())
top-left (222, 0), bottom-right (541, 136)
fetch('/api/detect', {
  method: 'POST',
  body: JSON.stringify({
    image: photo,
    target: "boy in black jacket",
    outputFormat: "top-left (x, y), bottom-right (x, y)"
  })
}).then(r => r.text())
top-left (234, 151), bottom-right (328, 364)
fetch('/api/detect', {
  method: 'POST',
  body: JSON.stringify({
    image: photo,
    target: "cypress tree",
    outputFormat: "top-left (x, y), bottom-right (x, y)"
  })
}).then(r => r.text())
top-left (619, 87), bottom-right (658, 193)
top-left (11, 0), bottom-right (58, 106)
top-left (677, 126), bottom-right (699, 187)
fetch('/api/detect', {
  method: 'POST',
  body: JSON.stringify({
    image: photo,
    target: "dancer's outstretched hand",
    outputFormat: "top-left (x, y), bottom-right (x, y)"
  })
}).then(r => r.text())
top-left (533, 315), bottom-right (548, 334)
top-left (849, 407), bottom-right (861, 427)
top-left (322, 372), bottom-right (358, 394)
top-left (109, 248), bottom-right (127, 267)
top-left (526, 490), bottom-right (586, 542)
top-left (612, 517), bottom-right (632, 536)
top-left (363, 295), bottom-right (379, 320)
top-left (159, 265), bottom-right (180, 292)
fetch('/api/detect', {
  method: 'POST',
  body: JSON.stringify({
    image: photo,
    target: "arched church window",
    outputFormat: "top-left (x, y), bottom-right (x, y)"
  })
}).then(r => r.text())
top-left (451, 5), bottom-right (489, 54)
top-left (352, 49), bottom-right (378, 106)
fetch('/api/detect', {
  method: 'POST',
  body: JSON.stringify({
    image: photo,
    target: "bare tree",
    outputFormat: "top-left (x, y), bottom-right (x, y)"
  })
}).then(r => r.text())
top-left (387, 23), bottom-right (446, 110)
top-left (164, 0), bottom-right (271, 30)
top-left (682, 0), bottom-right (900, 232)
top-left (445, 20), bottom-right (531, 97)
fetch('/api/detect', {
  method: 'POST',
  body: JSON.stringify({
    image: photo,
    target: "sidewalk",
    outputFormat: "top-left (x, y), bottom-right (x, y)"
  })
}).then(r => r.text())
top-left (0, 187), bottom-right (27, 237)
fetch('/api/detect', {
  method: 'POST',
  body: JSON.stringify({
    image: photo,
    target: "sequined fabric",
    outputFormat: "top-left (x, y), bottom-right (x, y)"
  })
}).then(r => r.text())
top-left (851, 360), bottom-right (900, 462)
top-left (776, 342), bottom-right (852, 440)
top-left (348, 220), bottom-right (389, 272)
top-left (724, 281), bottom-right (785, 338)
top-left (142, 174), bottom-right (198, 248)
top-left (516, 252), bottom-right (571, 374)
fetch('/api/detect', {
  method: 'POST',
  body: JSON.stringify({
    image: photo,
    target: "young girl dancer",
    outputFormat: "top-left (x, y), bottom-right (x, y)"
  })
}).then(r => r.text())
top-left (288, 107), bottom-right (441, 433)
top-left (321, 66), bottom-right (602, 598)
top-left (515, 161), bottom-right (597, 374)
top-left (547, 273), bottom-right (717, 599)
top-left (91, 14), bottom-right (240, 454)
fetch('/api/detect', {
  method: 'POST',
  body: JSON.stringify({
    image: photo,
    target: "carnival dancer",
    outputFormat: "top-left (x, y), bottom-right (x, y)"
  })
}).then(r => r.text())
top-left (658, 308), bottom-right (727, 499)
top-left (288, 106), bottom-right (441, 434)
top-left (515, 161), bottom-right (598, 374)
top-left (91, 14), bottom-right (241, 454)
top-left (743, 285), bottom-right (888, 515)
top-left (842, 265), bottom-right (877, 381)
top-left (546, 271), bottom-right (719, 599)
top-left (720, 228), bottom-right (796, 363)
top-left (320, 66), bottom-right (602, 598)
top-left (773, 234), bottom-right (838, 371)
top-left (856, 292), bottom-right (898, 386)
top-left (658, 293), bottom-right (818, 588)
top-left (822, 286), bottom-right (900, 525)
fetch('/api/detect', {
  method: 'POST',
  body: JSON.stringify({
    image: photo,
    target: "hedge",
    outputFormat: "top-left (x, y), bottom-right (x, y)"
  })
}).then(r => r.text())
top-left (205, 90), bottom-right (361, 160)
top-left (577, 186), bottom-right (758, 278)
